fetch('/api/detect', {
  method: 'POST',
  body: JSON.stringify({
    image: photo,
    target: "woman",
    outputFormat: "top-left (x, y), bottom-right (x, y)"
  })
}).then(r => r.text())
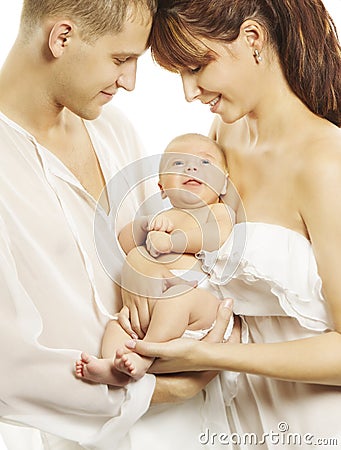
top-left (121, 0), bottom-right (341, 447)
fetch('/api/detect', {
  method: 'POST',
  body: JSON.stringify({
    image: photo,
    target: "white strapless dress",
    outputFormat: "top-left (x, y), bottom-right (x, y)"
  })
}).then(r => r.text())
top-left (196, 222), bottom-right (341, 450)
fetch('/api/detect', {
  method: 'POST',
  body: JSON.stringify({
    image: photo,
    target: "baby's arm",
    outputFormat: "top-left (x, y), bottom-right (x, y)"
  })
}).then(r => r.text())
top-left (118, 213), bottom-right (174, 254)
top-left (199, 202), bottom-right (234, 251)
top-left (118, 216), bottom-right (150, 254)
top-left (148, 203), bottom-right (233, 256)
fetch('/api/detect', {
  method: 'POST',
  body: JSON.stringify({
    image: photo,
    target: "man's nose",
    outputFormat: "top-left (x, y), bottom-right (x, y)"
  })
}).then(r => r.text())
top-left (117, 59), bottom-right (137, 92)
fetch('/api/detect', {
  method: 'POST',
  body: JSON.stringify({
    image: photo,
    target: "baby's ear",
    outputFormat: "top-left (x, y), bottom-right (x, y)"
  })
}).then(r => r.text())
top-left (158, 181), bottom-right (167, 199)
top-left (220, 176), bottom-right (228, 196)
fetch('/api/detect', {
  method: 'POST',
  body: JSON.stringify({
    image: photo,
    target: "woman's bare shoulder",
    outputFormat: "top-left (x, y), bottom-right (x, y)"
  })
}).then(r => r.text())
top-left (296, 123), bottom-right (341, 194)
top-left (301, 123), bottom-right (341, 168)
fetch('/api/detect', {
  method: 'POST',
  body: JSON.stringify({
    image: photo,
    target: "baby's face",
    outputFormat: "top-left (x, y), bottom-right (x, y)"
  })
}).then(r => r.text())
top-left (159, 136), bottom-right (227, 209)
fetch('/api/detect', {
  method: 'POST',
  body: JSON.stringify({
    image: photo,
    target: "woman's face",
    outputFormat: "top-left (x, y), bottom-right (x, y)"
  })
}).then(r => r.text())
top-left (179, 33), bottom-right (264, 124)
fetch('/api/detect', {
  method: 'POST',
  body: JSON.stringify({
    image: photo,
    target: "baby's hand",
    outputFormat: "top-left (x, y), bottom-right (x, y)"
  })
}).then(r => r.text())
top-left (148, 214), bottom-right (174, 233)
top-left (146, 230), bottom-right (173, 258)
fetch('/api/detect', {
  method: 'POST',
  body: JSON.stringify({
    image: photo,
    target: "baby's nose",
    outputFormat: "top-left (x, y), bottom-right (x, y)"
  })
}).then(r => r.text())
top-left (185, 165), bottom-right (198, 172)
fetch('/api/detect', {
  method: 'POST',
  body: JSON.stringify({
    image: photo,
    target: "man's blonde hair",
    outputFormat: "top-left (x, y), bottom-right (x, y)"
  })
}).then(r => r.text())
top-left (21, 0), bottom-right (157, 41)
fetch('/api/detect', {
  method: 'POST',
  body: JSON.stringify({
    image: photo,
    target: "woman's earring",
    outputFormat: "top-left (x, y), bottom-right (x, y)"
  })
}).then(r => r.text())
top-left (253, 49), bottom-right (262, 63)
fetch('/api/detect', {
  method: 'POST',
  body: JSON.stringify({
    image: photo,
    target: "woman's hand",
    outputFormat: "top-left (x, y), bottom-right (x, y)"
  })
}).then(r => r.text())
top-left (125, 299), bottom-right (239, 373)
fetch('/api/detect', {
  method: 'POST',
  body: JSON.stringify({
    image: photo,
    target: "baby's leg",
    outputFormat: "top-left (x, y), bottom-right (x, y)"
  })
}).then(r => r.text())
top-left (75, 319), bottom-right (132, 385)
top-left (115, 285), bottom-right (220, 379)
top-left (114, 347), bottom-right (154, 380)
top-left (75, 351), bottom-right (131, 386)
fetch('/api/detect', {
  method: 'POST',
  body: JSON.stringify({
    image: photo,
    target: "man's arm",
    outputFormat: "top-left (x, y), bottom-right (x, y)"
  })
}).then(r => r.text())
top-left (152, 372), bottom-right (217, 403)
top-left (0, 220), bottom-right (155, 448)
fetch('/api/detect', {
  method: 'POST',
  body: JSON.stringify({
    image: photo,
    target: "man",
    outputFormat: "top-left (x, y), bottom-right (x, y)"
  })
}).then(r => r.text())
top-left (0, 1), bottom-right (231, 449)
top-left (0, 1), bottom-right (156, 448)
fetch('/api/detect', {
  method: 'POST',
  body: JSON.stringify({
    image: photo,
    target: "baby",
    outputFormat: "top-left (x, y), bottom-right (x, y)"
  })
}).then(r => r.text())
top-left (76, 133), bottom-right (233, 382)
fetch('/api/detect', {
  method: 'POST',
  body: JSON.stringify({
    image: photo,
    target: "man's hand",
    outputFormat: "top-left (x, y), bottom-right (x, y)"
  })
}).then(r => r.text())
top-left (119, 247), bottom-right (167, 338)
top-left (119, 246), bottom-right (197, 338)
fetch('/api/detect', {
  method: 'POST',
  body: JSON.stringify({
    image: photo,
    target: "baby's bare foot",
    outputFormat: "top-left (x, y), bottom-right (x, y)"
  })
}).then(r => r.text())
top-left (75, 352), bottom-right (130, 386)
top-left (114, 347), bottom-right (154, 381)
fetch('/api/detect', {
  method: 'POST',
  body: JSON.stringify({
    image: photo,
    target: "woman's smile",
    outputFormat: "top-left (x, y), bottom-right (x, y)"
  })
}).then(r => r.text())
top-left (209, 94), bottom-right (222, 113)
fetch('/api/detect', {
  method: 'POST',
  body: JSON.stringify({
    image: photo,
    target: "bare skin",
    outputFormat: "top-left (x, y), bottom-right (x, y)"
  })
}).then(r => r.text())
top-left (2, 2), bottom-right (230, 408)
top-left (75, 351), bottom-right (131, 386)
top-left (75, 299), bottom-right (236, 390)
top-left (114, 286), bottom-right (221, 380)
top-left (75, 262), bottom-right (225, 381)
top-left (75, 333), bottom-right (153, 382)
top-left (120, 19), bottom-right (341, 387)
top-left (0, 14), bottom-right (151, 211)
top-left (76, 135), bottom-right (232, 382)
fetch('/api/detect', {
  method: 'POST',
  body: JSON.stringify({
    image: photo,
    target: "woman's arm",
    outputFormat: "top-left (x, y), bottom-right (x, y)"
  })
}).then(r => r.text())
top-left (298, 137), bottom-right (341, 333)
top-left (130, 331), bottom-right (341, 386)
top-left (128, 136), bottom-right (341, 386)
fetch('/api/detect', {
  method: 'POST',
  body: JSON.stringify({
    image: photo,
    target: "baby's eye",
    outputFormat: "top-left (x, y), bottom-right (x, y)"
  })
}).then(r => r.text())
top-left (173, 160), bottom-right (184, 166)
top-left (201, 159), bottom-right (211, 165)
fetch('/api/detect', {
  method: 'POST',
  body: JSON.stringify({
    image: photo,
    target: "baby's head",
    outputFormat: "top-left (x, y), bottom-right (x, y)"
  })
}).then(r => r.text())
top-left (158, 133), bottom-right (228, 209)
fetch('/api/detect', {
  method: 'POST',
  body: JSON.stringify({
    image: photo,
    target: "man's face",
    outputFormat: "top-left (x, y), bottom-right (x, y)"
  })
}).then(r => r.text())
top-left (51, 9), bottom-right (152, 119)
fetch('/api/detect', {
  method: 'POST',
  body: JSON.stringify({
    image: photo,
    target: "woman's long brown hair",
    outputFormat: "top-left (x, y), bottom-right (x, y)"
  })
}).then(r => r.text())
top-left (150, 0), bottom-right (341, 126)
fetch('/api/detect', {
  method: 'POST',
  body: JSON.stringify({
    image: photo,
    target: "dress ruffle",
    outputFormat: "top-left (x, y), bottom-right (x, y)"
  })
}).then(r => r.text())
top-left (197, 222), bottom-right (332, 332)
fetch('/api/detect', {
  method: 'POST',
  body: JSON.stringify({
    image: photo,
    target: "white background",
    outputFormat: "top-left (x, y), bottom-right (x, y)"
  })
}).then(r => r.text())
top-left (0, 0), bottom-right (340, 155)
top-left (0, 3), bottom-right (340, 447)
